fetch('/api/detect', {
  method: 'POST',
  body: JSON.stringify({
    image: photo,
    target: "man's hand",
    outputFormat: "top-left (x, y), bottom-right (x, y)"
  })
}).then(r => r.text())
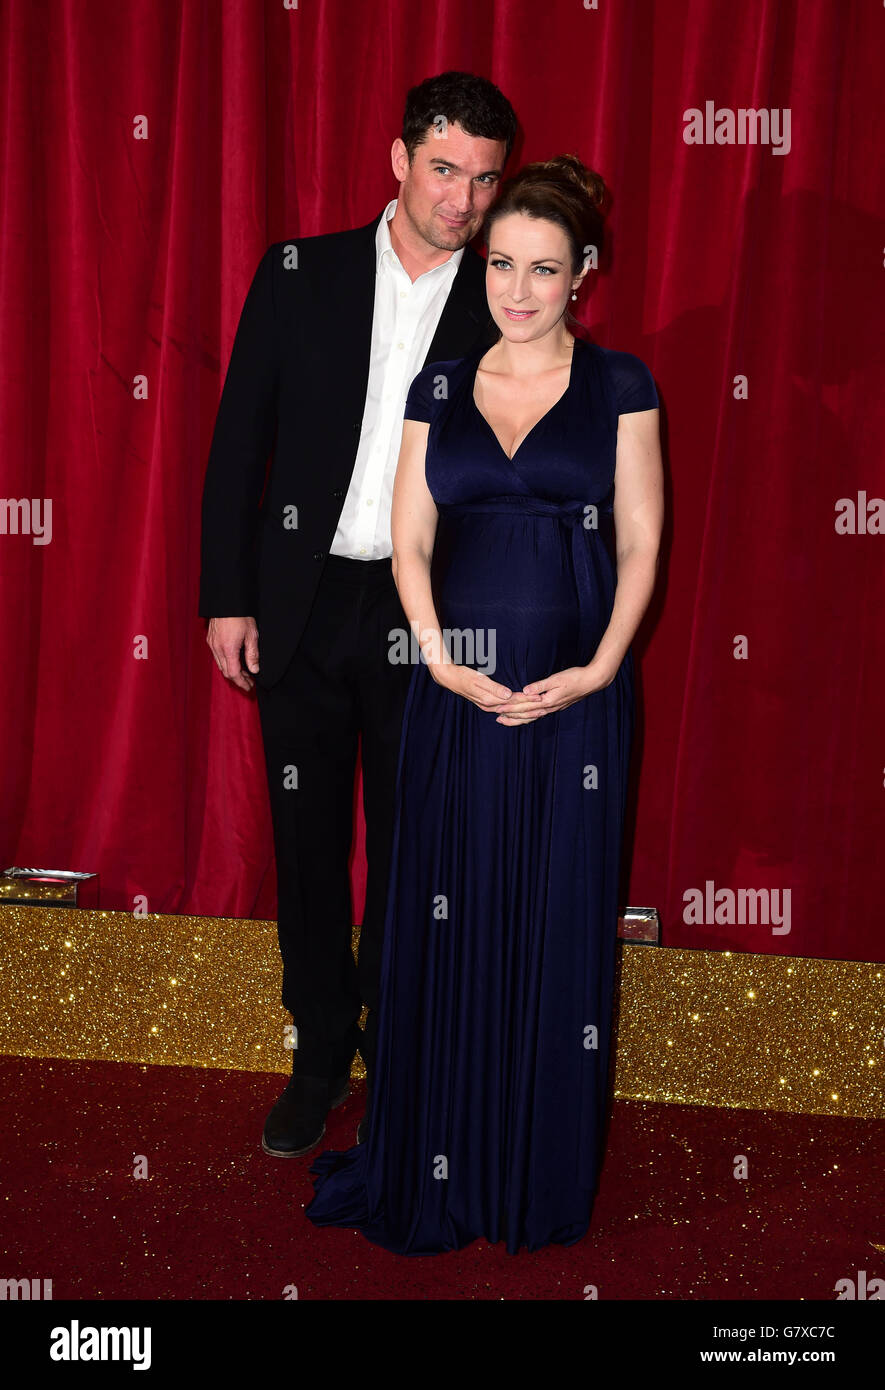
top-left (207, 616), bottom-right (259, 692)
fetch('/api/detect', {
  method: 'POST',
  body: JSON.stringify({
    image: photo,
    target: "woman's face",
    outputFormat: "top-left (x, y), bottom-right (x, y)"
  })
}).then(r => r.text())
top-left (485, 212), bottom-right (583, 343)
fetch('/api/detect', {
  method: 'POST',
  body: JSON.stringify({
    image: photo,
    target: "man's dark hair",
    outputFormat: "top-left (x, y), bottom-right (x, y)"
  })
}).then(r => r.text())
top-left (401, 71), bottom-right (518, 166)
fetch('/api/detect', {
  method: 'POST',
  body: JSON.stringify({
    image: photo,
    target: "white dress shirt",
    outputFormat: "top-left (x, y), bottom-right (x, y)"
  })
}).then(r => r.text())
top-left (329, 199), bottom-right (464, 559)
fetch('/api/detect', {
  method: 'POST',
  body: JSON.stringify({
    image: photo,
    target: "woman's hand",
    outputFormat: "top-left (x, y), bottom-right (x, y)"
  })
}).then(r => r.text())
top-left (492, 660), bottom-right (616, 726)
top-left (429, 660), bottom-right (515, 713)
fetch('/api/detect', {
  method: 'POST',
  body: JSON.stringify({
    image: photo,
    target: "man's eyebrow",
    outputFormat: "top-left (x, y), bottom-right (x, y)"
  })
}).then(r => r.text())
top-left (488, 251), bottom-right (566, 265)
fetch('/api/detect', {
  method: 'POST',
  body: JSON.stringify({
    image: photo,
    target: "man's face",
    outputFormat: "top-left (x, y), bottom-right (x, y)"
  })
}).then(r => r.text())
top-left (392, 121), bottom-right (507, 252)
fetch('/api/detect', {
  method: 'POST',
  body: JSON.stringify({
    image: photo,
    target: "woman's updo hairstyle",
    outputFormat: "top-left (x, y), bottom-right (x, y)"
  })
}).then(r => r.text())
top-left (482, 154), bottom-right (608, 315)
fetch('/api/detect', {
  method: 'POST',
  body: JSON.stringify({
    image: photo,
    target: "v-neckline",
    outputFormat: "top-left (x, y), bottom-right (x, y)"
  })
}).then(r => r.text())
top-left (471, 336), bottom-right (581, 464)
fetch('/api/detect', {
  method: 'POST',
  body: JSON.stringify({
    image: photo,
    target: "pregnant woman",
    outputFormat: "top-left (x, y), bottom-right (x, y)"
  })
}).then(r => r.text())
top-left (306, 155), bottom-right (663, 1254)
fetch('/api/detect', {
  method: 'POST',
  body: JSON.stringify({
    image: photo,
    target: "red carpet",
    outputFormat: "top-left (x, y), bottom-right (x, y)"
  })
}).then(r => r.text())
top-left (2, 1056), bottom-right (882, 1300)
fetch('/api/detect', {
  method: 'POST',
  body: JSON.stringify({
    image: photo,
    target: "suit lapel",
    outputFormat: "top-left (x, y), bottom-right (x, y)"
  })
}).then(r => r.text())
top-left (328, 214), bottom-right (495, 429)
top-left (425, 244), bottom-right (495, 364)
top-left (325, 212), bottom-right (384, 430)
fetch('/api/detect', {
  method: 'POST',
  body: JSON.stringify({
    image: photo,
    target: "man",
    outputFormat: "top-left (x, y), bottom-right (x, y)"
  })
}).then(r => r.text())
top-left (199, 72), bottom-right (518, 1157)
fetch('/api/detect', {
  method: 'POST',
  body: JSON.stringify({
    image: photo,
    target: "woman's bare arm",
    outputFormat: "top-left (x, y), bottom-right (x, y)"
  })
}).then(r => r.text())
top-left (588, 405), bottom-right (664, 681)
top-left (391, 419), bottom-right (513, 709)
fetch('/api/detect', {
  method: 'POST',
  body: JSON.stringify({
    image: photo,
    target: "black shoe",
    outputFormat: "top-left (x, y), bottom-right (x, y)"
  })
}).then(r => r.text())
top-left (328, 1071), bottom-right (351, 1110)
top-left (261, 1073), bottom-right (346, 1159)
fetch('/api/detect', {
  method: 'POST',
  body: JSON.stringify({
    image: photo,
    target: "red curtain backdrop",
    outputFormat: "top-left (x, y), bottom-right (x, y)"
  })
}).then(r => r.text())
top-left (2, 0), bottom-right (883, 962)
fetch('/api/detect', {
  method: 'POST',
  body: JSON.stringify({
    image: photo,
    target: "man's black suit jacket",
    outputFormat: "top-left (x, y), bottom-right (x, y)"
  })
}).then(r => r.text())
top-left (198, 209), bottom-right (499, 690)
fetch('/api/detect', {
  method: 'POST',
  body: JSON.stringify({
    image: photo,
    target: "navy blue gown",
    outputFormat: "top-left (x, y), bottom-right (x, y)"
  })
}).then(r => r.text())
top-left (306, 334), bottom-right (658, 1254)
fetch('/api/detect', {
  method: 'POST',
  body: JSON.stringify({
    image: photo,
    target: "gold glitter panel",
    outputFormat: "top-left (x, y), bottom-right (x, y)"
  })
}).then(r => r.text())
top-left (0, 905), bottom-right (882, 1116)
top-left (615, 945), bottom-right (884, 1117)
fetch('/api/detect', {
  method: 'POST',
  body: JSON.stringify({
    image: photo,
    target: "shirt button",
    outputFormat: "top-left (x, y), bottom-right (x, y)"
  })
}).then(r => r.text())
top-left (397, 342), bottom-right (404, 350)
top-left (359, 547), bottom-right (367, 555)
top-left (366, 499), bottom-right (374, 506)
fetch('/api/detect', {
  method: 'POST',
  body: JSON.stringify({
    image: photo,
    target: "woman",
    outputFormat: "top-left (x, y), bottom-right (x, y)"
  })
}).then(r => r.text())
top-left (306, 155), bottom-right (663, 1254)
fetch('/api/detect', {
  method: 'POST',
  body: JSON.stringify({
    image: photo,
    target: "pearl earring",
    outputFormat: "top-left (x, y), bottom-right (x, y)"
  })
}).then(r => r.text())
top-left (571, 291), bottom-right (577, 300)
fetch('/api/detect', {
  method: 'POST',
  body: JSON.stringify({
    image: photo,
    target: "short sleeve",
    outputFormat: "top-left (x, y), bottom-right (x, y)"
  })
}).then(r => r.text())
top-left (403, 362), bottom-right (453, 423)
top-left (607, 350), bottom-right (659, 414)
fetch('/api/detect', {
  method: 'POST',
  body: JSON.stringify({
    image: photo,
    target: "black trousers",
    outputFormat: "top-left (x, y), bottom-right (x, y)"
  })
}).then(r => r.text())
top-left (256, 555), bottom-right (413, 1082)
